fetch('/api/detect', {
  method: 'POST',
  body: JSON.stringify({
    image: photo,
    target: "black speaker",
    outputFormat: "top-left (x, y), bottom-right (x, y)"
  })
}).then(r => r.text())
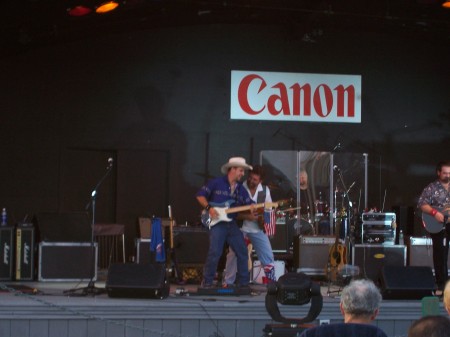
top-left (380, 266), bottom-right (436, 299)
top-left (269, 224), bottom-right (289, 252)
top-left (0, 227), bottom-right (14, 281)
top-left (106, 263), bottom-right (169, 299)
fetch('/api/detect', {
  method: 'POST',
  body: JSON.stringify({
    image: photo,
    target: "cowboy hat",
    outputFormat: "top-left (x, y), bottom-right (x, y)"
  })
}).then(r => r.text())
top-left (221, 157), bottom-right (253, 174)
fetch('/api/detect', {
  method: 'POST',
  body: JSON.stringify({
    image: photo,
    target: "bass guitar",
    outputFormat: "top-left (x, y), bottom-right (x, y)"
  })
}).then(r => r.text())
top-left (201, 200), bottom-right (279, 229)
top-left (422, 206), bottom-right (450, 233)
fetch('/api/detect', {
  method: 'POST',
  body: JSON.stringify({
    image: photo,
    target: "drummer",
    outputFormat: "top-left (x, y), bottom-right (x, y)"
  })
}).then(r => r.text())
top-left (298, 169), bottom-right (330, 235)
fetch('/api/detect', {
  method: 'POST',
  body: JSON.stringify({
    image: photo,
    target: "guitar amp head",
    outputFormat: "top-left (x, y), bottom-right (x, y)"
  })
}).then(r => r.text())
top-left (362, 212), bottom-right (396, 224)
top-left (361, 212), bottom-right (396, 245)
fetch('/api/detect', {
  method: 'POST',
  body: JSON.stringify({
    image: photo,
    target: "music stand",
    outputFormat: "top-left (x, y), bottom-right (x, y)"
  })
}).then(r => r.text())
top-left (64, 159), bottom-right (113, 296)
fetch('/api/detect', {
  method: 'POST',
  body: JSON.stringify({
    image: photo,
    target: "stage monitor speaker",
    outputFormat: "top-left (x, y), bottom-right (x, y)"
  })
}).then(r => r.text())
top-left (0, 227), bottom-right (14, 281)
top-left (352, 244), bottom-right (406, 283)
top-left (106, 263), bottom-right (169, 299)
top-left (380, 266), bottom-right (435, 299)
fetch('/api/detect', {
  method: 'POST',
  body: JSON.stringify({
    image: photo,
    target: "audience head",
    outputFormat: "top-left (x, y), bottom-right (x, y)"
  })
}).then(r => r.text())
top-left (444, 281), bottom-right (450, 315)
top-left (408, 315), bottom-right (450, 337)
top-left (340, 278), bottom-right (382, 324)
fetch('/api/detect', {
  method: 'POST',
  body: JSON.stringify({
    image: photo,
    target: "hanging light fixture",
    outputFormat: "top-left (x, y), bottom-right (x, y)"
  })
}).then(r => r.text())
top-left (443, 0), bottom-right (450, 8)
top-left (96, 1), bottom-right (119, 14)
top-left (67, 5), bottom-right (92, 16)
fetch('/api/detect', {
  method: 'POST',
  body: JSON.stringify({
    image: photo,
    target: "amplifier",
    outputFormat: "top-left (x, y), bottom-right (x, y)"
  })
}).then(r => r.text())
top-left (135, 238), bottom-right (154, 264)
top-left (0, 227), bottom-right (14, 281)
top-left (362, 212), bottom-right (396, 223)
top-left (293, 235), bottom-right (337, 274)
top-left (39, 242), bottom-right (98, 281)
top-left (299, 235), bottom-right (337, 245)
top-left (15, 225), bottom-right (35, 280)
top-left (352, 244), bottom-right (406, 282)
top-left (408, 237), bottom-right (450, 272)
top-left (361, 212), bottom-right (396, 244)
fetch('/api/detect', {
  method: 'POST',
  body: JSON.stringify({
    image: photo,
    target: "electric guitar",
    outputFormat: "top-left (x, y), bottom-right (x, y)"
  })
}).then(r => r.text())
top-left (201, 200), bottom-right (279, 229)
top-left (422, 206), bottom-right (450, 233)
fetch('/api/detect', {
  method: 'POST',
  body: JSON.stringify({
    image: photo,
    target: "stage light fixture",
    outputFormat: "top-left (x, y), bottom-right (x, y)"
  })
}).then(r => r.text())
top-left (96, 1), bottom-right (119, 14)
top-left (443, 0), bottom-right (450, 8)
top-left (265, 272), bottom-right (323, 325)
top-left (67, 5), bottom-right (92, 16)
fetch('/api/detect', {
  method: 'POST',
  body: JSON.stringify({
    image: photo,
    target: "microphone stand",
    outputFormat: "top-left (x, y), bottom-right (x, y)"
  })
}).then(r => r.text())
top-left (335, 169), bottom-right (353, 259)
top-left (64, 161), bottom-right (113, 296)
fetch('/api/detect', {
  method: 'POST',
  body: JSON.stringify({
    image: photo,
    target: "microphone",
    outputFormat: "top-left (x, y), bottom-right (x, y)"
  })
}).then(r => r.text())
top-left (107, 157), bottom-right (114, 168)
top-left (333, 165), bottom-right (340, 173)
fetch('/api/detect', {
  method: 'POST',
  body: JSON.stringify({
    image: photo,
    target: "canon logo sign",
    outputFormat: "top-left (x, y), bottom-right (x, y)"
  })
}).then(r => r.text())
top-left (230, 71), bottom-right (361, 123)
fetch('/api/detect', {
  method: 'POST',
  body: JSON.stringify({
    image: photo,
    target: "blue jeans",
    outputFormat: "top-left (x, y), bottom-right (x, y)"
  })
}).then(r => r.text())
top-left (203, 221), bottom-right (249, 286)
top-left (224, 230), bottom-right (274, 285)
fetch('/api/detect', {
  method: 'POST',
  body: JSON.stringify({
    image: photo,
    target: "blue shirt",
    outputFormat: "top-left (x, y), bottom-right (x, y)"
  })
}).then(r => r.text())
top-left (196, 176), bottom-right (253, 220)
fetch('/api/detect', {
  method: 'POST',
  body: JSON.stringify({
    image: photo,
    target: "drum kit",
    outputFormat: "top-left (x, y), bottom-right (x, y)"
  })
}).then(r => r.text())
top-left (274, 191), bottom-right (356, 250)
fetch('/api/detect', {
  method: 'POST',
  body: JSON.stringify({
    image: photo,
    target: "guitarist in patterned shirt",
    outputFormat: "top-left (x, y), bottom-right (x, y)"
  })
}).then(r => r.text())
top-left (417, 160), bottom-right (450, 292)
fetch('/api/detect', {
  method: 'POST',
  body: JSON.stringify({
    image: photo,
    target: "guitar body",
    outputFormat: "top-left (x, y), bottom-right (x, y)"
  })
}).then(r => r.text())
top-left (422, 207), bottom-right (450, 233)
top-left (329, 243), bottom-right (347, 269)
top-left (201, 200), bottom-right (235, 228)
top-left (325, 217), bottom-right (347, 281)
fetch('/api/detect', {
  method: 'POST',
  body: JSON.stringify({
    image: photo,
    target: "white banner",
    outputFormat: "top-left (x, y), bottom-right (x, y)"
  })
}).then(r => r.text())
top-left (230, 70), bottom-right (361, 123)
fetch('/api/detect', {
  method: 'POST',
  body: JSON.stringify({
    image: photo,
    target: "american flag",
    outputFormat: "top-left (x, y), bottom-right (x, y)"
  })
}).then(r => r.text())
top-left (264, 209), bottom-right (276, 237)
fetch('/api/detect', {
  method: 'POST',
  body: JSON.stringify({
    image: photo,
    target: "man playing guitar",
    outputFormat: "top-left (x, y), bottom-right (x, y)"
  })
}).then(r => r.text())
top-left (196, 157), bottom-right (254, 289)
top-left (418, 160), bottom-right (450, 293)
top-left (223, 165), bottom-right (277, 287)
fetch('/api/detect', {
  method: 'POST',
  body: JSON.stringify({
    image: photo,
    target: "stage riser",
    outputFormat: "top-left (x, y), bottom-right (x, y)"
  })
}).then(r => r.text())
top-left (0, 294), bottom-right (435, 337)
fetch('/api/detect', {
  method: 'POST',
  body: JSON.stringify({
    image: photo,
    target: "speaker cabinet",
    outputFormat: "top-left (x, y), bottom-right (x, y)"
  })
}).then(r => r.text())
top-left (106, 263), bottom-right (169, 299)
top-left (352, 244), bottom-right (406, 282)
top-left (38, 242), bottom-right (98, 281)
top-left (380, 266), bottom-right (436, 299)
top-left (15, 226), bottom-right (35, 281)
top-left (293, 235), bottom-right (336, 275)
top-left (269, 224), bottom-right (289, 252)
top-left (408, 237), bottom-right (450, 272)
top-left (135, 238), bottom-right (156, 264)
top-left (0, 227), bottom-right (14, 281)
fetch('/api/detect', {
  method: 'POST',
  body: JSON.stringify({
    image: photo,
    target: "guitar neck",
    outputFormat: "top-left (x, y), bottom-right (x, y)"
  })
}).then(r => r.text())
top-left (224, 202), bottom-right (275, 215)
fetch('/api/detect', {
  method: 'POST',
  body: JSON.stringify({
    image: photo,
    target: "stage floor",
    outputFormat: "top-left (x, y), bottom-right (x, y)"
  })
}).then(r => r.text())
top-left (0, 274), bottom-right (445, 337)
